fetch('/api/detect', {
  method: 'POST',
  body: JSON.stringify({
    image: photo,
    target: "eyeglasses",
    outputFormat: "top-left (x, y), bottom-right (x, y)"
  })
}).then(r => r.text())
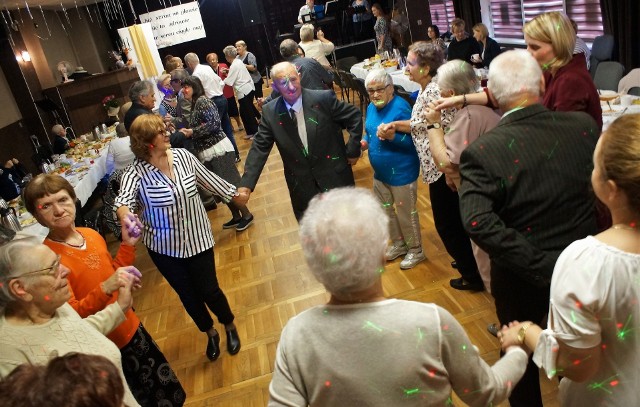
top-left (20, 255), bottom-right (62, 279)
top-left (366, 84), bottom-right (391, 95)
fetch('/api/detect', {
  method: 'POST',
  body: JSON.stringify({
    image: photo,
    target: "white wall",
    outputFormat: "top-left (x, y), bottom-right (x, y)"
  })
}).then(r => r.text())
top-left (0, 68), bottom-right (22, 127)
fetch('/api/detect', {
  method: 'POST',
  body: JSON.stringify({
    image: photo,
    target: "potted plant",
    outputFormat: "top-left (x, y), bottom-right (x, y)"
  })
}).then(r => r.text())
top-left (102, 95), bottom-right (120, 117)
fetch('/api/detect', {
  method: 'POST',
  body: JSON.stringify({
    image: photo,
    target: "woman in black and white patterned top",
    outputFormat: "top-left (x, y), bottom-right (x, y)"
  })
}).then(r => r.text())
top-left (377, 42), bottom-right (483, 292)
top-left (115, 114), bottom-right (247, 362)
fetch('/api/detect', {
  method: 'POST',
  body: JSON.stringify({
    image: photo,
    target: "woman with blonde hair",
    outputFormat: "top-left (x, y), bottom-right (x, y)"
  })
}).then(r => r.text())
top-left (471, 23), bottom-right (501, 68)
top-left (499, 113), bottom-right (640, 406)
top-left (298, 24), bottom-right (335, 68)
top-left (436, 11), bottom-right (601, 129)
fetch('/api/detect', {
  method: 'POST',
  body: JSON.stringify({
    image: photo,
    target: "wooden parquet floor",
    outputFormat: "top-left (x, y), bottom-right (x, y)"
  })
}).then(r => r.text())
top-left (108, 90), bottom-right (560, 406)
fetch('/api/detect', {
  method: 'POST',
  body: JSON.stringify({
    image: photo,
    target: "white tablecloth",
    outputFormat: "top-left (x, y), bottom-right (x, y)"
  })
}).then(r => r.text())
top-left (350, 62), bottom-right (421, 93)
top-left (65, 149), bottom-right (109, 207)
top-left (601, 104), bottom-right (640, 131)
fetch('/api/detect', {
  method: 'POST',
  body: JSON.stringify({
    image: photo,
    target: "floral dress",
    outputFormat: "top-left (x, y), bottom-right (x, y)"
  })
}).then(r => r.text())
top-left (374, 17), bottom-right (393, 54)
top-left (410, 78), bottom-right (456, 184)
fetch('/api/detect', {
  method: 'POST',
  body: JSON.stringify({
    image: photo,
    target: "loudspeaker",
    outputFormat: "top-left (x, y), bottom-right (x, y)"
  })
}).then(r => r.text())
top-left (238, 0), bottom-right (265, 26)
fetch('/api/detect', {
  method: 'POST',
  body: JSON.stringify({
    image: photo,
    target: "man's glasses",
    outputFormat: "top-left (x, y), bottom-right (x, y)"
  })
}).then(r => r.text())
top-left (366, 84), bottom-right (391, 95)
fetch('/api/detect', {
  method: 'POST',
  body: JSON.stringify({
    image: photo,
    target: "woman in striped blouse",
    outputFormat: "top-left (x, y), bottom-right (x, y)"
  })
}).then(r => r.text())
top-left (115, 114), bottom-right (246, 362)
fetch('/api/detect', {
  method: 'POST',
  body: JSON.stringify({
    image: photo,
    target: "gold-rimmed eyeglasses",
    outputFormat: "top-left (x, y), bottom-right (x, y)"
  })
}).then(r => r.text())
top-left (20, 255), bottom-right (62, 279)
top-left (366, 84), bottom-right (391, 95)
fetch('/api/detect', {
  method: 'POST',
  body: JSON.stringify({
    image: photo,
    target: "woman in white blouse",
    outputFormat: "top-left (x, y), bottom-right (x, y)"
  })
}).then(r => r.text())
top-left (115, 114), bottom-right (249, 362)
top-left (499, 114), bottom-right (640, 406)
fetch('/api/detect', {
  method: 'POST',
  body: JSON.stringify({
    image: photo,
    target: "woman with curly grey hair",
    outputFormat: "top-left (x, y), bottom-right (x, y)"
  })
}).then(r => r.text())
top-left (268, 187), bottom-right (528, 407)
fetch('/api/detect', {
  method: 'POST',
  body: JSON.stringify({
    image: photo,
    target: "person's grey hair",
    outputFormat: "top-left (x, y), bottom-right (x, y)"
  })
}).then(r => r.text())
top-left (300, 24), bottom-right (315, 42)
top-left (0, 238), bottom-right (42, 311)
top-left (184, 52), bottom-right (199, 67)
top-left (51, 124), bottom-right (64, 135)
top-left (223, 45), bottom-right (238, 59)
top-left (364, 69), bottom-right (393, 89)
top-left (115, 123), bottom-right (128, 138)
top-left (156, 73), bottom-right (171, 91)
top-left (298, 187), bottom-right (389, 296)
top-left (436, 60), bottom-right (479, 96)
top-left (128, 80), bottom-right (154, 102)
top-left (279, 39), bottom-right (299, 60)
top-left (270, 61), bottom-right (298, 79)
top-left (170, 68), bottom-right (189, 82)
top-left (488, 50), bottom-right (542, 107)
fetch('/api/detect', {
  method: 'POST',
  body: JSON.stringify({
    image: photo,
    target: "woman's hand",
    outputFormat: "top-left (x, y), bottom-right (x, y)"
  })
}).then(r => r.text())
top-left (234, 187), bottom-right (251, 206)
top-left (360, 139), bottom-right (369, 151)
top-left (433, 95), bottom-right (464, 111)
top-left (424, 102), bottom-right (441, 123)
top-left (498, 321), bottom-right (531, 352)
top-left (179, 128), bottom-right (193, 138)
top-left (376, 122), bottom-right (396, 140)
top-left (115, 271), bottom-right (136, 313)
top-left (121, 212), bottom-right (142, 243)
top-left (101, 266), bottom-right (142, 296)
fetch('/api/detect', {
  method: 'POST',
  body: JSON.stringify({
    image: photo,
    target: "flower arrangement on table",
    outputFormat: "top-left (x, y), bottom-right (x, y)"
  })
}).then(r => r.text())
top-left (102, 95), bottom-right (119, 111)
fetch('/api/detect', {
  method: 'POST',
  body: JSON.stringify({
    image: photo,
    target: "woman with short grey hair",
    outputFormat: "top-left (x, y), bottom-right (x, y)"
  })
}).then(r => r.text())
top-left (424, 59), bottom-right (501, 292)
top-left (298, 23), bottom-right (335, 67)
top-left (268, 187), bottom-right (529, 407)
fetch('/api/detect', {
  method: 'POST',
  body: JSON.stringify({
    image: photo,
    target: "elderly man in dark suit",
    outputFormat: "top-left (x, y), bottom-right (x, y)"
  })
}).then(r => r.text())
top-left (455, 50), bottom-right (599, 407)
top-left (237, 61), bottom-right (362, 220)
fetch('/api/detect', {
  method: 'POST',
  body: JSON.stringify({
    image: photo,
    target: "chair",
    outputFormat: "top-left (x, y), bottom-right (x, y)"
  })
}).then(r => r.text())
top-left (336, 56), bottom-right (359, 72)
top-left (337, 69), bottom-right (357, 103)
top-left (628, 87), bottom-right (640, 97)
top-left (395, 87), bottom-right (415, 107)
top-left (593, 61), bottom-right (625, 91)
top-left (352, 77), bottom-right (370, 113)
top-left (589, 34), bottom-right (614, 78)
top-left (328, 66), bottom-right (348, 101)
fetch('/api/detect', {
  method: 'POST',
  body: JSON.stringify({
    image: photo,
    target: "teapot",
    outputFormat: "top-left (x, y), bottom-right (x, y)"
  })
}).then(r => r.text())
top-left (0, 203), bottom-right (22, 232)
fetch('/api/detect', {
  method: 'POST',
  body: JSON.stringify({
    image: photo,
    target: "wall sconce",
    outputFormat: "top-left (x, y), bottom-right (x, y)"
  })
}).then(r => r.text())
top-left (21, 50), bottom-right (31, 62)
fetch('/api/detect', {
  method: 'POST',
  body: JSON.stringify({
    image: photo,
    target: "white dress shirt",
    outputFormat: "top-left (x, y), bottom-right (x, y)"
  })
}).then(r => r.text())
top-left (224, 58), bottom-right (255, 99)
top-left (192, 64), bottom-right (224, 98)
top-left (285, 97), bottom-right (308, 149)
top-left (106, 136), bottom-right (135, 172)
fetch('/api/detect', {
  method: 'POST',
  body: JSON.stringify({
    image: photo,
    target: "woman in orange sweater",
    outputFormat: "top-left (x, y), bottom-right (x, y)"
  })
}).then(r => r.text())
top-left (24, 174), bottom-right (186, 407)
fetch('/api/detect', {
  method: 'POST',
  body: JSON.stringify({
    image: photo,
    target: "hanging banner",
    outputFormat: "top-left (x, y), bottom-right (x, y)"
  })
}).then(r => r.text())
top-left (139, 2), bottom-right (206, 49)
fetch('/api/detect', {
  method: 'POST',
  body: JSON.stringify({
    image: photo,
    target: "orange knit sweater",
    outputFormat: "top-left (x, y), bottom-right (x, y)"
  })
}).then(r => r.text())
top-left (44, 227), bottom-right (140, 349)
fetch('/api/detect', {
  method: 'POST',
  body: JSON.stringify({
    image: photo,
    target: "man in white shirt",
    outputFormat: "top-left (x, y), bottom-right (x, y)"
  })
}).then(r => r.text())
top-left (298, 0), bottom-right (314, 23)
top-left (184, 52), bottom-right (238, 157)
top-left (222, 45), bottom-right (259, 139)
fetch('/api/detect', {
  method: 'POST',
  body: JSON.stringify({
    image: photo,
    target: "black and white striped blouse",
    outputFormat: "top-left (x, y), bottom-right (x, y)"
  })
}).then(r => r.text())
top-left (115, 148), bottom-right (236, 258)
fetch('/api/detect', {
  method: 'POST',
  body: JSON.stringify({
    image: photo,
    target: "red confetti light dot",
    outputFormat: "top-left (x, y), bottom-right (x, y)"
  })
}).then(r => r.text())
top-left (44, 295), bottom-right (51, 301)
top-left (575, 301), bottom-right (582, 309)
top-left (514, 159), bottom-right (519, 164)
top-left (442, 324), bottom-right (449, 330)
top-left (610, 380), bottom-right (619, 387)
top-left (471, 221), bottom-right (478, 227)
top-left (601, 344), bottom-right (607, 350)
top-left (507, 380), bottom-right (513, 388)
top-left (630, 222), bottom-right (637, 228)
top-left (429, 369), bottom-right (436, 377)
top-left (326, 155), bottom-right (330, 159)
top-left (617, 323), bottom-right (623, 329)
top-left (573, 359), bottom-right (581, 365)
top-left (322, 246), bottom-right (332, 254)
top-left (325, 381), bottom-right (331, 387)
top-left (464, 389), bottom-right (469, 393)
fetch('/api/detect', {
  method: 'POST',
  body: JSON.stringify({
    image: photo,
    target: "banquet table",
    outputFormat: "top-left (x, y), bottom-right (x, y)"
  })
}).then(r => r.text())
top-left (350, 62), bottom-right (420, 93)
top-left (599, 92), bottom-right (640, 131)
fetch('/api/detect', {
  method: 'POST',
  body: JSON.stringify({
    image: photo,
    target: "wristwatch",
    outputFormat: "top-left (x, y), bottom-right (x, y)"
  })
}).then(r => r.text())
top-left (426, 122), bottom-right (442, 130)
top-left (517, 322), bottom-right (532, 345)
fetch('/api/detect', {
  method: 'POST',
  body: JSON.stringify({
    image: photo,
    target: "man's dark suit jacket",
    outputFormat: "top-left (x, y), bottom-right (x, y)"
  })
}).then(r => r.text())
top-left (123, 102), bottom-right (152, 132)
top-left (459, 104), bottom-right (599, 289)
top-left (240, 89), bottom-right (362, 219)
top-left (264, 56), bottom-right (334, 104)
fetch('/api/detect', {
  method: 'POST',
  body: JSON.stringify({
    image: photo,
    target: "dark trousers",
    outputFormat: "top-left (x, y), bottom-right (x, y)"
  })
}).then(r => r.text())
top-left (254, 77), bottom-right (264, 99)
top-left (492, 270), bottom-right (550, 407)
top-left (212, 95), bottom-right (239, 156)
top-left (238, 91), bottom-right (259, 135)
top-left (148, 247), bottom-right (234, 332)
top-left (429, 176), bottom-right (482, 284)
top-left (121, 324), bottom-right (186, 406)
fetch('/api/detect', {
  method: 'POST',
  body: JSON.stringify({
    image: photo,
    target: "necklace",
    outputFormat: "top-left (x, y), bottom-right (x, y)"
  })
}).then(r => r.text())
top-left (611, 223), bottom-right (638, 232)
top-left (48, 230), bottom-right (86, 248)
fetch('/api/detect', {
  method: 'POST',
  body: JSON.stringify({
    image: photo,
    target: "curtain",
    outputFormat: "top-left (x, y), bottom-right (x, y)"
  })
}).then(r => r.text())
top-left (128, 25), bottom-right (158, 79)
top-left (599, 0), bottom-right (640, 71)
top-left (452, 0), bottom-right (481, 34)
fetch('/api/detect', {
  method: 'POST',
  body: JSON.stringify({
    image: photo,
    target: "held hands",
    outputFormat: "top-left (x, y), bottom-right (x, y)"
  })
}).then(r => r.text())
top-left (498, 321), bottom-right (532, 354)
top-left (257, 98), bottom-right (265, 108)
top-left (115, 269), bottom-right (139, 313)
top-left (121, 213), bottom-right (143, 244)
top-left (179, 128), bottom-right (193, 138)
top-left (233, 187), bottom-right (252, 206)
top-left (376, 122), bottom-right (396, 140)
top-left (101, 266), bottom-right (142, 296)
top-left (360, 140), bottom-right (369, 151)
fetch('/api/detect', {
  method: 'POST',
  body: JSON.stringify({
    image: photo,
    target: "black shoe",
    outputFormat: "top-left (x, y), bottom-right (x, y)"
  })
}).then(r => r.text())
top-left (236, 215), bottom-right (254, 231)
top-left (487, 323), bottom-right (500, 338)
top-left (451, 261), bottom-right (458, 269)
top-left (226, 329), bottom-right (241, 355)
top-left (206, 334), bottom-right (220, 361)
top-left (235, 156), bottom-right (241, 163)
top-left (204, 201), bottom-right (218, 211)
top-left (449, 277), bottom-right (484, 291)
top-left (223, 218), bottom-right (241, 229)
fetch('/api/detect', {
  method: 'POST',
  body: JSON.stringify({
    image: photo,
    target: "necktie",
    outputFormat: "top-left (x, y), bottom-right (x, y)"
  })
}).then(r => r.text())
top-left (289, 108), bottom-right (297, 125)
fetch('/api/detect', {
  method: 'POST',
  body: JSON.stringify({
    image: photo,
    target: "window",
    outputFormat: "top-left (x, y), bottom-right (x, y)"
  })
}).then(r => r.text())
top-left (427, 0), bottom-right (456, 33)
top-left (488, 0), bottom-right (603, 43)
